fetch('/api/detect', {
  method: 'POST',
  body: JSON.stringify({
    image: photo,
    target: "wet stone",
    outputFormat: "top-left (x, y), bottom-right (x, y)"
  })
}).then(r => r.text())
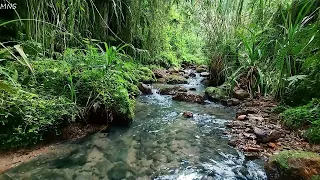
top-left (116, 148), bottom-right (128, 162)
top-left (107, 162), bottom-right (132, 180)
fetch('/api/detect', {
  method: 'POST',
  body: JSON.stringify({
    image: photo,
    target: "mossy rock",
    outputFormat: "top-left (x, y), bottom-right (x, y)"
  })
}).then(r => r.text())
top-left (265, 150), bottom-right (320, 180)
top-left (166, 75), bottom-right (188, 84)
top-left (205, 87), bottom-right (227, 101)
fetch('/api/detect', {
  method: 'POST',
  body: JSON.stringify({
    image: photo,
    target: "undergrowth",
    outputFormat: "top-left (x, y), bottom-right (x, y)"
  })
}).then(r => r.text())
top-left (281, 99), bottom-right (320, 143)
top-left (0, 43), bottom-right (154, 149)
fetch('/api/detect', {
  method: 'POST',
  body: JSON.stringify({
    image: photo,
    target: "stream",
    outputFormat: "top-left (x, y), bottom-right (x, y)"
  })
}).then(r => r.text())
top-left (1, 74), bottom-right (267, 180)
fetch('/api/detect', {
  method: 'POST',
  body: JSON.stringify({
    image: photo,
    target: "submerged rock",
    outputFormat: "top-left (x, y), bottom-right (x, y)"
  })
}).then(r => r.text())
top-left (172, 93), bottom-right (204, 104)
top-left (189, 72), bottom-right (196, 78)
top-left (265, 151), bottom-right (320, 180)
top-left (107, 162), bottom-right (133, 180)
top-left (138, 82), bottom-right (152, 95)
top-left (182, 111), bottom-right (193, 118)
top-left (189, 87), bottom-right (196, 91)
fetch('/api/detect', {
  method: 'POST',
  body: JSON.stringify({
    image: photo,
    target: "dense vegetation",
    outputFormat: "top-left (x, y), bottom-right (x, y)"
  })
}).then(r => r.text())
top-left (0, 0), bottom-right (320, 148)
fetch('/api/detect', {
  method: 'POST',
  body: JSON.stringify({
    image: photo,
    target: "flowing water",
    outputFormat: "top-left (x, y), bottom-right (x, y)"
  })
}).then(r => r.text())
top-left (1, 74), bottom-right (267, 180)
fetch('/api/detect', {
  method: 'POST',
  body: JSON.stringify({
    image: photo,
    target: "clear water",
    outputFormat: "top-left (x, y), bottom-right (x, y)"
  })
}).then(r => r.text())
top-left (1, 76), bottom-right (267, 180)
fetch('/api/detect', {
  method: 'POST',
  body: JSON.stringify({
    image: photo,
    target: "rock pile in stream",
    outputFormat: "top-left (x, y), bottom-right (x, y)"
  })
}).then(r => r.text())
top-left (152, 64), bottom-right (209, 105)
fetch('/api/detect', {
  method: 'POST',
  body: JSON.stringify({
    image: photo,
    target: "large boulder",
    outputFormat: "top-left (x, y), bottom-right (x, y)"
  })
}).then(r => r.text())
top-left (265, 151), bottom-right (320, 180)
top-left (254, 127), bottom-right (281, 143)
top-left (172, 93), bottom-right (204, 104)
top-left (137, 82), bottom-right (152, 95)
top-left (166, 75), bottom-right (188, 84)
top-left (159, 86), bottom-right (187, 95)
top-left (205, 87), bottom-right (227, 102)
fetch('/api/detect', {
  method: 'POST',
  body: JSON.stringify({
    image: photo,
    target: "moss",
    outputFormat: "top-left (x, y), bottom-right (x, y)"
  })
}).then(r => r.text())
top-left (166, 75), bottom-right (187, 84)
top-left (270, 150), bottom-right (320, 169)
top-left (205, 87), bottom-right (227, 101)
top-left (281, 99), bottom-right (320, 143)
top-left (312, 175), bottom-right (320, 180)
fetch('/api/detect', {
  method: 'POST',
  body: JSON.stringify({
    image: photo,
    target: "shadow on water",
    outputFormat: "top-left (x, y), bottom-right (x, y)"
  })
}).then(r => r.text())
top-left (1, 77), bottom-right (267, 180)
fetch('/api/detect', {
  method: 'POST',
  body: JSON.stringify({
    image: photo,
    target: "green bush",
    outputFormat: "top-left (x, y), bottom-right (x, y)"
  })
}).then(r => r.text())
top-left (0, 44), bottom-right (154, 149)
top-left (0, 88), bottom-right (76, 148)
top-left (281, 99), bottom-right (320, 143)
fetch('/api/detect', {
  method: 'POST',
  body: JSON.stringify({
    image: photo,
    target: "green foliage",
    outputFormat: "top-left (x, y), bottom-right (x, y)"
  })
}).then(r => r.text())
top-left (281, 99), bottom-right (320, 143)
top-left (0, 88), bottom-right (76, 148)
top-left (0, 43), bottom-right (153, 149)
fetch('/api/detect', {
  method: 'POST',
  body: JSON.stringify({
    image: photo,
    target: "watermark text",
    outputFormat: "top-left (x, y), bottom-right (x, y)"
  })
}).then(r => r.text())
top-left (0, 3), bottom-right (17, 10)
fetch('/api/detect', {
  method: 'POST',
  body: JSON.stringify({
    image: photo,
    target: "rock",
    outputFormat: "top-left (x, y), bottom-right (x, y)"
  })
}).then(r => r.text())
top-left (268, 142), bottom-right (277, 148)
top-left (228, 139), bottom-right (238, 147)
top-left (166, 75), bottom-right (188, 84)
top-left (254, 127), bottom-right (281, 143)
top-left (189, 87), bottom-right (196, 91)
top-left (196, 67), bottom-right (207, 73)
top-left (247, 114), bottom-right (264, 121)
top-left (157, 78), bottom-right (166, 83)
top-left (137, 82), bottom-right (152, 95)
top-left (172, 93), bottom-right (204, 104)
top-left (237, 115), bottom-right (248, 121)
top-left (265, 151), bottom-right (320, 180)
top-left (233, 89), bottom-right (250, 100)
top-left (200, 72), bottom-right (210, 77)
top-left (244, 146), bottom-right (261, 152)
top-left (159, 86), bottom-right (187, 95)
top-left (107, 162), bottom-right (132, 180)
top-left (201, 79), bottom-right (210, 86)
top-left (168, 67), bottom-right (179, 73)
top-left (196, 65), bottom-right (208, 73)
top-left (227, 98), bottom-right (240, 106)
top-left (182, 111), bottom-right (193, 118)
top-left (189, 72), bottom-right (196, 78)
top-left (236, 108), bottom-right (257, 116)
top-left (205, 87), bottom-right (227, 102)
top-left (153, 69), bottom-right (166, 78)
top-left (226, 121), bottom-right (246, 128)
